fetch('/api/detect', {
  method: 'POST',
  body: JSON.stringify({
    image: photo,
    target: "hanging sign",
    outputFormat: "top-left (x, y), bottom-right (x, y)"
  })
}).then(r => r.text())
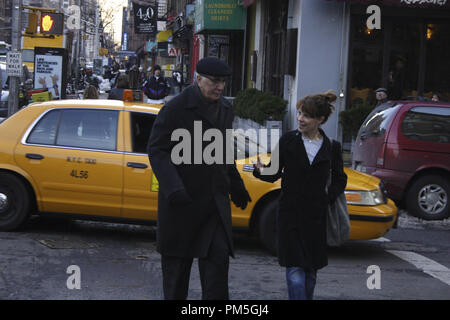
top-left (133, 2), bottom-right (157, 34)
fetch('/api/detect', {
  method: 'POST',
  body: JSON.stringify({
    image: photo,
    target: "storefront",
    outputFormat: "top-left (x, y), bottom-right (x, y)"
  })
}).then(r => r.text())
top-left (194, 0), bottom-right (247, 96)
top-left (345, 0), bottom-right (450, 106)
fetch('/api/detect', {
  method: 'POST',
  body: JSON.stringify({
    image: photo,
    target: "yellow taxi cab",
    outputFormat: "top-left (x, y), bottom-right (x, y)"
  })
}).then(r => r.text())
top-left (0, 97), bottom-right (397, 254)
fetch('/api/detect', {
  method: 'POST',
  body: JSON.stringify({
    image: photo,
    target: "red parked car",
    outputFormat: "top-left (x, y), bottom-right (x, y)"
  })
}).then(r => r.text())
top-left (352, 100), bottom-right (450, 220)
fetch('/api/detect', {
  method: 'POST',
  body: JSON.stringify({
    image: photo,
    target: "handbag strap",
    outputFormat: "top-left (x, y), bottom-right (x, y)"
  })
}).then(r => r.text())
top-left (326, 140), bottom-right (337, 189)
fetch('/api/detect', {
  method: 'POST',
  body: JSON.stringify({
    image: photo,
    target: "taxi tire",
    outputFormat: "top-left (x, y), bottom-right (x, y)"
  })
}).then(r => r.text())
top-left (0, 173), bottom-right (32, 231)
top-left (258, 199), bottom-right (278, 256)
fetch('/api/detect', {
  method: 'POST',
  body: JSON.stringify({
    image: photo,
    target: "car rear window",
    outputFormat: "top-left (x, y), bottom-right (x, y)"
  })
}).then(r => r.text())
top-left (401, 106), bottom-right (450, 143)
top-left (359, 104), bottom-right (401, 138)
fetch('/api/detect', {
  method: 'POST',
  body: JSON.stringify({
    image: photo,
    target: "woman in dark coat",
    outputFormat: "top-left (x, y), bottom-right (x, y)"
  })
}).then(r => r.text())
top-left (253, 90), bottom-right (347, 300)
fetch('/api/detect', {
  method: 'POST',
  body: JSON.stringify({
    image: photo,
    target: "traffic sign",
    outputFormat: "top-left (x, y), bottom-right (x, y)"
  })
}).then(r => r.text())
top-left (6, 51), bottom-right (22, 77)
top-left (40, 12), bottom-right (64, 35)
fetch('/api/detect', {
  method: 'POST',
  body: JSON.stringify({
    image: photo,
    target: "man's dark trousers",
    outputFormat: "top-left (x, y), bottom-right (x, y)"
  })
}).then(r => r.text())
top-left (161, 221), bottom-right (230, 300)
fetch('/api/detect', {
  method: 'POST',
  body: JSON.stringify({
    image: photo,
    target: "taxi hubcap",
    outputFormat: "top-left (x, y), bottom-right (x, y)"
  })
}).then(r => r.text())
top-left (0, 193), bottom-right (8, 212)
top-left (418, 184), bottom-right (447, 215)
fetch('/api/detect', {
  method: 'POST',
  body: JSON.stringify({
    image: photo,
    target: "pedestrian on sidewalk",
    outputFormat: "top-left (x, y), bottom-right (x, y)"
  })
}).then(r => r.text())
top-left (253, 90), bottom-right (347, 300)
top-left (147, 57), bottom-right (251, 300)
top-left (142, 65), bottom-right (170, 102)
top-left (82, 85), bottom-right (99, 99)
top-left (374, 87), bottom-right (388, 107)
top-left (108, 74), bottom-right (129, 100)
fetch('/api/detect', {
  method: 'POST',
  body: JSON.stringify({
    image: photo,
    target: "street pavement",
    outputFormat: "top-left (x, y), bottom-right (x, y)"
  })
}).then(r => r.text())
top-left (0, 210), bottom-right (449, 300)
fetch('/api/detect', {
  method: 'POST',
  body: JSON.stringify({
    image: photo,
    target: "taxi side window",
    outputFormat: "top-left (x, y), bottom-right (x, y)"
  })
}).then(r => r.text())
top-left (56, 109), bottom-right (119, 151)
top-left (27, 110), bottom-right (61, 145)
top-left (130, 112), bottom-right (156, 154)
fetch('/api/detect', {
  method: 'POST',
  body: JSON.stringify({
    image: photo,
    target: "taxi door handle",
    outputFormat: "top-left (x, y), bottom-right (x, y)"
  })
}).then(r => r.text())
top-left (127, 162), bottom-right (148, 169)
top-left (26, 153), bottom-right (44, 160)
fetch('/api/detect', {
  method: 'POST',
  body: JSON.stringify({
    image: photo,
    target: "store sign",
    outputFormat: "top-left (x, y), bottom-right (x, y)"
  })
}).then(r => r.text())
top-left (146, 41), bottom-right (157, 52)
top-left (34, 48), bottom-right (67, 100)
top-left (168, 45), bottom-right (182, 57)
top-left (195, 0), bottom-right (246, 34)
top-left (132, 2), bottom-right (157, 34)
top-left (400, 0), bottom-right (447, 5)
top-left (332, 0), bottom-right (450, 7)
top-left (6, 51), bottom-right (22, 77)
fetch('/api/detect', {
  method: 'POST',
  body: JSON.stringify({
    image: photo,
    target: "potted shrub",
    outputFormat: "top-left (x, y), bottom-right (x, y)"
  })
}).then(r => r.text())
top-left (339, 102), bottom-right (373, 138)
top-left (234, 88), bottom-right (288, 126)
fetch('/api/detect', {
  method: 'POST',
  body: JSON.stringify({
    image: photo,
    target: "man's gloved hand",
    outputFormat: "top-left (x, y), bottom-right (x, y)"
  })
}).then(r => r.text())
top-left (168, 189), bottom-right (192, 207)
top-left (230, 187), bottom-right (252, 210)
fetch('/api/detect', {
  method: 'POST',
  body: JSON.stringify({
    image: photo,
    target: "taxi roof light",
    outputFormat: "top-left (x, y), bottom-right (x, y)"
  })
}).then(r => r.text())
top-left (123, 89), bottom-right (144, 102)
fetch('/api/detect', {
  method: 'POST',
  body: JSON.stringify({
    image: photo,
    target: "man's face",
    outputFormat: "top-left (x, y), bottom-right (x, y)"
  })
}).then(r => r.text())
top-left (376, 91), bottom-right (387, 101)
top-left (155, 69), bottom-right (161, 77)
top-left (197, 74), bottom-right (226, 102)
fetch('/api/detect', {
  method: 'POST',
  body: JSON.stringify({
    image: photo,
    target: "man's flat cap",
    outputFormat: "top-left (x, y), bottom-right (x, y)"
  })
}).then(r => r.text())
top-left (375, 87), bottom-right (388, 93)
top-left (196, 57), bottom-right (232, 77)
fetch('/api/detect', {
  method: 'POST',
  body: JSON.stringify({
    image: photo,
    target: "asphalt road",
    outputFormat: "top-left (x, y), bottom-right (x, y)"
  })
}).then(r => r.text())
top-left (0, 210), bottom-right (449, 300)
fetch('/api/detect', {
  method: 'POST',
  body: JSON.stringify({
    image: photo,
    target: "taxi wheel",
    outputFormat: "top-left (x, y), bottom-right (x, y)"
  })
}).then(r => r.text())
top-left (258, 199), bottom-right (278, 256)
top-left (406, 175), bottom-right (449, 221)
top-left (0, 173), bottom-right (32, 230)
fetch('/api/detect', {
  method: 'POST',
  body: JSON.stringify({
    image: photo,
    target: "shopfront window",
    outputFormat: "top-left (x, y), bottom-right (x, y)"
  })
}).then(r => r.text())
top-left (349, 14), bottom-right (384, 106)
top-left (424, 23), bottom-right (450, 101)
top-left (348, 10), bottom-right (450, 108)
top-left (387, 21), bottom-right (421, 100)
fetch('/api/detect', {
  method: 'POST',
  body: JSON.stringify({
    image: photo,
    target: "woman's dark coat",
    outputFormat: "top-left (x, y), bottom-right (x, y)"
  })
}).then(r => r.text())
top-left (254, 129), bottom-right (347, 269)
top-left (147, 85), bottom-right (247, 259)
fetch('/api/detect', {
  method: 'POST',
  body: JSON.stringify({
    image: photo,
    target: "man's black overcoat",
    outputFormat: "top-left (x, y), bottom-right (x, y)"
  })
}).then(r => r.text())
top-left (147, 85), bottom-right (246, 258)
top-left (254, 130), bottom-right (347, 269)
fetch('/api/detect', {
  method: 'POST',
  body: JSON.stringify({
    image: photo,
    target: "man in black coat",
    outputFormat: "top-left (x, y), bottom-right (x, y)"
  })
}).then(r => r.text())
top-left (147, 57), bottom-right (251, 300)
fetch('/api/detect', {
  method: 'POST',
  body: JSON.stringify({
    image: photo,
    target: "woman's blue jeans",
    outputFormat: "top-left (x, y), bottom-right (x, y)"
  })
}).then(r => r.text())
top-left (286, 267), bottom-right (317, 300)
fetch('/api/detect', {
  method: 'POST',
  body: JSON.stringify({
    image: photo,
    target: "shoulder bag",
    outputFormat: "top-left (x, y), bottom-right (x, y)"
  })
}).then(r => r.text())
top-left (326, 140), bottom-right (350, 247)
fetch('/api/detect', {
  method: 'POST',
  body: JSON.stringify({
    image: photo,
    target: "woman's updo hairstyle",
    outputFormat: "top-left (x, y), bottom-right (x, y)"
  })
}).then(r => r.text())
top-left (296, 90), bottom-right (337, 124)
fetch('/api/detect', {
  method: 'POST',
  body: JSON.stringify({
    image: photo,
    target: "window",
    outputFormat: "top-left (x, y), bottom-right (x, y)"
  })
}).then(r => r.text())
top-left (401, 107), bottom-right (450, 143)
top-left (27, 110), bottom-right (61, 145)
top-left (130, 112), bottom-right (156, 154)
top-left (56, 109), bottom-right (118, 150)
top-left (360, 104), bottom-right (401, 138)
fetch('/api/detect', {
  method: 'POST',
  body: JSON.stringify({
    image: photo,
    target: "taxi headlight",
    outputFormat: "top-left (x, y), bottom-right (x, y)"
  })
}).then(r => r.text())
top-left (345, 189), bottom-right (385, 206)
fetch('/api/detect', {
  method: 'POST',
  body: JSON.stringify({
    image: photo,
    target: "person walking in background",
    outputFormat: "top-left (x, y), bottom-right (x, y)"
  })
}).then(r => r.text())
top-left (142, 65), bottom-right (170, 102)
top-left (147, 57), bottom-right (251, 300)
top-left (253, 90), bottom-right (347, 300)
top-left (432, 92), bottom-right (441, 102)
top-left (108, 74), bottom-right (129, 100)
top-left (82, 85), bottom-right (99, 99)
top-left (374, 87), bottom-right (389, 107)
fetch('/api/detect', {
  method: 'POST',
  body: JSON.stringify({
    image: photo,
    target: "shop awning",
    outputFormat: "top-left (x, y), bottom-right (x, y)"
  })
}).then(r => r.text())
top-left (329, 0), bottom-right (450, 9)
top-left (157, 30), bottom-right (173, 42)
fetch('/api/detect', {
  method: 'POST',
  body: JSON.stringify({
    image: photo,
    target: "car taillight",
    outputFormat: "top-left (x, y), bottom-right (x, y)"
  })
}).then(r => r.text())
top-left (376, 142), bottom-right (386, 168)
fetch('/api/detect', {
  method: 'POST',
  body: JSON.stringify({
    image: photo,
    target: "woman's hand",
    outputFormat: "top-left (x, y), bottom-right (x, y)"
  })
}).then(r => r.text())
top-left (252, 156), bottom-right (264, 173)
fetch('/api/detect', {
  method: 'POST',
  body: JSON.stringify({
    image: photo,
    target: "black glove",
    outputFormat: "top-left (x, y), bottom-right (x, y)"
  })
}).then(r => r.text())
top-left (230, 187), bottom-right (252, 210)
top-left (168, 189), bottom-right (192, 207)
